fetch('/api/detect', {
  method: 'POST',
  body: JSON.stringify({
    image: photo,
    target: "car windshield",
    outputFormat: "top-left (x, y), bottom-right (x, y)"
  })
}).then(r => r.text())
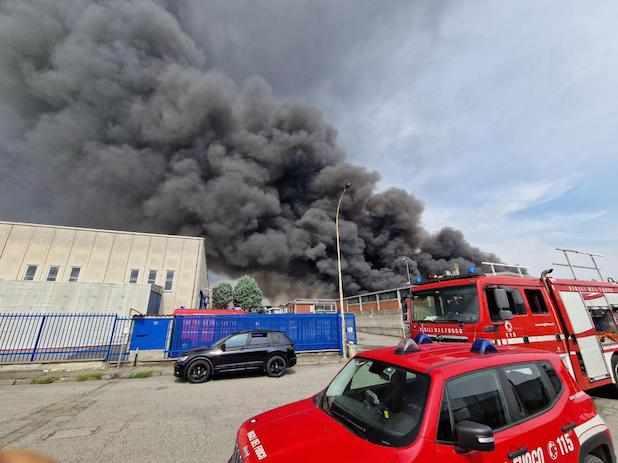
top-left (412, 284), bottom-right (479, 324)
top-left (320, 358), bottom-right (429, 447)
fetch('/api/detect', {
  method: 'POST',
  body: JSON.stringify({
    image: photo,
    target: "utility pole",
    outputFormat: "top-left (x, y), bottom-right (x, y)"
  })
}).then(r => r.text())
top-left (336, 183), bottom-right (351, 359)
top-left (398, 256), bottom-right (412, 284)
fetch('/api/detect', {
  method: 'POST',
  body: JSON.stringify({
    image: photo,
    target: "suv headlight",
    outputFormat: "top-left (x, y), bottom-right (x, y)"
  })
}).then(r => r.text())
top-left (177, 355), bottom-right (188, 362)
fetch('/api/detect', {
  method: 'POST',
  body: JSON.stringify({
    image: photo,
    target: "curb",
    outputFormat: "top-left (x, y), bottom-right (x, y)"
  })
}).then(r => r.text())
top-left (0, 358), bottom-right (343, 386)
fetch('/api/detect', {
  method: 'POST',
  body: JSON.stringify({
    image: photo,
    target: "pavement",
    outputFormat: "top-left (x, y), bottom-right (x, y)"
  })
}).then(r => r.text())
top-left (356, 331), bottom-right (401, 351)
top-left (0, 363), bottom-right (345, 463)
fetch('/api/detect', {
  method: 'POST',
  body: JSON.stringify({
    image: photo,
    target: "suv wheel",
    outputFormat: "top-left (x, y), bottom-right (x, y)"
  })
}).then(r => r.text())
top-left (266, 355), bottom-right (287, 378)
top-left (186, 359), bottom-right (211, 384)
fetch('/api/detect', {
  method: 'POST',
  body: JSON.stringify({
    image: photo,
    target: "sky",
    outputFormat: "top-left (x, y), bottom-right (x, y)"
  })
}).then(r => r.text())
top-left (178, 0), bottom-right (618, 281)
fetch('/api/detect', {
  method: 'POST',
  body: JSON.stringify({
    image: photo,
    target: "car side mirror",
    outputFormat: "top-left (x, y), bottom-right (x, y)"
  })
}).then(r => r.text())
top-left (455, 420), bottom-right (495, 452)
top-left (220, 343), bottom-right (226, 351)
top-left (499, 309), bottom-right (513, 321)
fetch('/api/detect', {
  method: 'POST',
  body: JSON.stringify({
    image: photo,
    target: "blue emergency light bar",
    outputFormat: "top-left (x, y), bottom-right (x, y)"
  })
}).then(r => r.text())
top-left (471, 339), bottom-right (497, 354)
top-left (414, 333), bottom-right (433, 344)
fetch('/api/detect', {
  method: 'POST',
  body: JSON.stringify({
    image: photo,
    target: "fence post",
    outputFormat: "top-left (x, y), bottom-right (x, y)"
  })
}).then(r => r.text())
top-left (105, 316), bottom-right (119, 363)
top-left (30, 316), bottom-right (47, 362)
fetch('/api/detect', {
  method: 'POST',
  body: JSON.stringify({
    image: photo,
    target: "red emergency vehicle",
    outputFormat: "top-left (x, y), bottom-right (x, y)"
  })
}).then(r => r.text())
top-left (230, 339), bottom-right (614, 463)
top-left (407, 265), bottom-right (618, 391)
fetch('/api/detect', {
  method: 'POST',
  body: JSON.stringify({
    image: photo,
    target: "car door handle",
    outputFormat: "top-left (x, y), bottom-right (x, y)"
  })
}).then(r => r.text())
top-left (561, 422), bottom-right (576, 433)
top-left (508, 447), bottom-right (529, 460)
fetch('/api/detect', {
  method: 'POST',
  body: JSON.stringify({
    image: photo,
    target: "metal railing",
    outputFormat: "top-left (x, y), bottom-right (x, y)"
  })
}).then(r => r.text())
top-left (0, 313), bottom-right (132, 364)
top-left (0, 312), bottom-right (357, 364)
top-left (167, 313), bottom-right (356, 358)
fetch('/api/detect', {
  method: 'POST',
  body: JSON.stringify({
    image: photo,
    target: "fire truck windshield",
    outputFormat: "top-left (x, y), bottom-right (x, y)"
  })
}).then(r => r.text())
top-left (412, 284), bottom-right (479, 324)
top-left (320, 357), bottom-right (429, 447)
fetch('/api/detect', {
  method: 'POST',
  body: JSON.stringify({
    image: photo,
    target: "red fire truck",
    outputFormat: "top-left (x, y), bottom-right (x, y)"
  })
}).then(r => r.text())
top-left (407, 250), bottom-right (618, 391)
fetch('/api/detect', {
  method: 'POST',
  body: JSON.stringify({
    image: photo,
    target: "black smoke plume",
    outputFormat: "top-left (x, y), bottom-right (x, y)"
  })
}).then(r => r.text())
top-left (0, 0), bottom-right (498, 299)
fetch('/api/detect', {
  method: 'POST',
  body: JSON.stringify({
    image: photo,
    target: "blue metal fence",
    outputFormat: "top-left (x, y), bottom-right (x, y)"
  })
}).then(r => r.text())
top-left (0, 312), bottom-right (357, 364)
top-left (167, 313), bottom-right (356, 357)
top-left (0, 313), bottom-right (132, 363)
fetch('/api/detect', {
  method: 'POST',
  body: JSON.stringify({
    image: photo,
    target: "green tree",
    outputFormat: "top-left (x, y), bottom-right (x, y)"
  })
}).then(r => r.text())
top-left (233, 275), bottom-right (263, 310)
top-left (212, 282), bottom-right (234, 309)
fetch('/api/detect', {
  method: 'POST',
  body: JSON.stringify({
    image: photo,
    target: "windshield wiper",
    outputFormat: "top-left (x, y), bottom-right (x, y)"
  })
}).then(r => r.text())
top-left (330, 403), bottom-right (368, 438)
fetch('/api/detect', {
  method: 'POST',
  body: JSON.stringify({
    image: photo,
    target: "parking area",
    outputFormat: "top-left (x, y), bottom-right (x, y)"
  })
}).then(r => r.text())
top-left (0, 363), bottom-right (616, 463)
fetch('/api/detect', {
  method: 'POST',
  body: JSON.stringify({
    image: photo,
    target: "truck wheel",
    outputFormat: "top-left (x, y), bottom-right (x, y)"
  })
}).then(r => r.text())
top-left (584, 454), bottom-right (604, 463)
top-left (266, 355), bottom-right (287, 378)
top-left (186, 359), bottom-right (211, 384)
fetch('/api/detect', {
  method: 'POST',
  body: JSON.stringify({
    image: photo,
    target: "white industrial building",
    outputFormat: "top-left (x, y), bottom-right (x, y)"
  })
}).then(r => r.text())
top-left (0, 221), bottom-right (208, 315)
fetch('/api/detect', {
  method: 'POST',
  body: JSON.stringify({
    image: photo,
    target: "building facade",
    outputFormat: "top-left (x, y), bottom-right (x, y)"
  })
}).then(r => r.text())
top-left (0, 221), bottom-right (208, 315)
top-left (286, 285), bottom-right (411, 314)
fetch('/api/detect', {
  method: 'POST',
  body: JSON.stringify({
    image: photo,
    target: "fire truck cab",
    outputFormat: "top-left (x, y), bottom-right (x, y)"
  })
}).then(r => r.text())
top-left (408, 271), bottom-right (618, 391)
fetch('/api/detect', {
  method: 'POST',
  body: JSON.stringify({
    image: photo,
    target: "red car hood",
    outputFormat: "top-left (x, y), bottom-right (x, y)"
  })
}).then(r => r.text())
top-left (236, 397), bottom-right (398, 463)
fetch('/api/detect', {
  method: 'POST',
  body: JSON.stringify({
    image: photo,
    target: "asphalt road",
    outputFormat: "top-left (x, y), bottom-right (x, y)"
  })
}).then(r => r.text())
top-left (0, 364), bottom-right (616, 463)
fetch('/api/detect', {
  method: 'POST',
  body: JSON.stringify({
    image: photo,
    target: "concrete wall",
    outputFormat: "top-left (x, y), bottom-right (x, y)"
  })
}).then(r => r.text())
top-left (0, 281), bottom-right (158, 315)
top-left (0, 222), bottom-right (208, 314)
top-left (354, 311), bottom-right (407, 337)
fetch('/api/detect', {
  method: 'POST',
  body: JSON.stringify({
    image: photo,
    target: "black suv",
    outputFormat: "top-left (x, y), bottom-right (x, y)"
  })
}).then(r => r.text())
top-left (174, 330), bottom-right (297, 383)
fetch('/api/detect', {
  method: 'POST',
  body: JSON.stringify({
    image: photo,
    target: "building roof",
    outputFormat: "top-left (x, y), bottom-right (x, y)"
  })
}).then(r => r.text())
top-left (0, 220), bottom-right (204, 241)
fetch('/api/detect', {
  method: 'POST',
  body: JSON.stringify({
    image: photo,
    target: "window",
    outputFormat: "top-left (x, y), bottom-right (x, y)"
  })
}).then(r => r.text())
top-left (542, 363), bottom-right (564, 397)
top-left (503, 363), bottom-right (552, 418)
top-left (348, 297), bottom-right (360, 305)
top-left (446, 369), bottom-right (509, 432)
top-left (361, 294), bottom-right (377, 303)
top-left (128, 269), bottom-right (139, 284)
top-left (164, 270), bottom-right (175, 291)
top-left (315, 304), bottom-right (336, 313)
top-left (349, 361), bottom-right (390, 390)
top-left (224, 333), bottom-right (248, 349)
top-left (486, 287), bottom-right (527, 321)
top-left (68, 267), bottom-right (81, 282)
top-left (147, 270), bottom-right (157, 285)
top-left (46, 266), bottom-right (59, 282)
top-left (23, 265), bottom-right (37, 281)
top-left (525, 289), bottom-right (548, 314)
top-left (323, 358), bottom-right (430, 447)
top-left (378, 291), bottom-right (399, 301)
top-left (412, 285), bottom-right (479, 324)
top-left (437, 395), bottom-right (454, 442)
top-left (250, 332), bottom-right (270, 345)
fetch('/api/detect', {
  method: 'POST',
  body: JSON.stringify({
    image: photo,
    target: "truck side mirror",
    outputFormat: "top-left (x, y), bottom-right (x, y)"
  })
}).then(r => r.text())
top-left (455, 420), bottom-right (495, 452)
top-left (493, 288), bottom-right (510, 310)
top-left (499, 309), bottom-right (513, 321)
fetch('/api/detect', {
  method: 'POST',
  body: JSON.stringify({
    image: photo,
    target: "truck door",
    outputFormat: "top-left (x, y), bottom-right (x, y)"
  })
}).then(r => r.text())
top-left (557, 291), bottom-right (611, 382)
top-left (484, 286), bottom-right (528, 345)
top-left (521, 287), bottom-right (565, 354)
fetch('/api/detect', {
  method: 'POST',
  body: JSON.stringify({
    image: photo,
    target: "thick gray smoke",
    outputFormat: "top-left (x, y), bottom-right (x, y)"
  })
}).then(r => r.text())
top-left (0, 0), bottom-right (498, 299)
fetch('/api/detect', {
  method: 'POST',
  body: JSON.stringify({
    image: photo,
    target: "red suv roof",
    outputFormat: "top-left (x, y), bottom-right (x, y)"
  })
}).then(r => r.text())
top-left (359, 342), bottom-right (554, 376)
